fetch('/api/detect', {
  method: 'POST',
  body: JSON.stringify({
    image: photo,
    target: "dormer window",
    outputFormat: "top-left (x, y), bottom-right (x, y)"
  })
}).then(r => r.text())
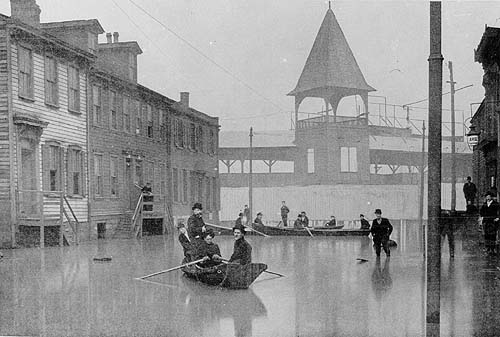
top-left (88, 32), bottom-right (97, 54)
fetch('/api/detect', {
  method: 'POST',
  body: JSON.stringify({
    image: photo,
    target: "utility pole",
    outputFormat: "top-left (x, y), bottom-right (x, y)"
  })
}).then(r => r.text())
top-left (448, 61), bottom-right (457, 212)
top-left (419, 121), bottom-right (426, 226)
top-left (249, 127), bottom-right (253, 224)
top-left (427, 2), bottom-right (443, 336)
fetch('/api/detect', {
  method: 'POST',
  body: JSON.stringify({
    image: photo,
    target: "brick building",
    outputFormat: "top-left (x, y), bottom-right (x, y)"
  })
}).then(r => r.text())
top-left (0, 0), bottom-right (219, 247)
top-left (471, 26), bottom-right (500, 201)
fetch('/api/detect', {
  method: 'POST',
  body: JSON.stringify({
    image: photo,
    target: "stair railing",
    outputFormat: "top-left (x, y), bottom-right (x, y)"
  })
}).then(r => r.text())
top-left (62, 196), bottom-right (80, 244)
top-left (132, 194), bottom-right (144, 238)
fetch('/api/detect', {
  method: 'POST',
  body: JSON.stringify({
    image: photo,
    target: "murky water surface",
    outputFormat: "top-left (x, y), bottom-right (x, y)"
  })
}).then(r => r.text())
top-left (0, 221), bottom-right (499, 337)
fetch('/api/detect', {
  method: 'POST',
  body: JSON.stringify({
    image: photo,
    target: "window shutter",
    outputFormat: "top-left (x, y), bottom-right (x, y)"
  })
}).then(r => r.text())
top-left (58, 147), bottom-right (63, 192)
top-left (42, 145), bottom-right (50, 192)
top-left (82, 152), bottom-right (87, 197)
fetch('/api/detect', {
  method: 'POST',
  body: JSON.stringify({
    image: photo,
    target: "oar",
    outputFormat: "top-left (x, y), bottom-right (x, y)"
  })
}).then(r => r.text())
top-left (304, 226), bottom-right (314, 237)
top-left (138, 258), bottom-right (205, 280)
top-left (206, 222), bottom-right (271, 238)
top-left (221, 259), bottom-right (285, 278)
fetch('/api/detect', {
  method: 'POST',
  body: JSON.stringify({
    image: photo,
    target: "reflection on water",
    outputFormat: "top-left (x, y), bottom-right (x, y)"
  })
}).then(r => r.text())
top-left (0, 221), bottom-right (497, 336)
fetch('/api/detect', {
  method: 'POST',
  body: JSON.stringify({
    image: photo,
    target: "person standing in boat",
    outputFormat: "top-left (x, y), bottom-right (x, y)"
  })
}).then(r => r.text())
top-left (196, 229), bottom-right (222, 267)
top-left (360, 214), bottom-right (371, 230)
top-left (229, 224), bottom-right (252, 265)
top-left (253, 212), bottom-right (264, 227)
top-left (243, 204), bottom-right (251, 225)
top-left (188, 203), bottom-right (206, 241)
top-left (280, 201), bottom-right (290, 227)
top-left (370, 209), bottom-right (393, 257)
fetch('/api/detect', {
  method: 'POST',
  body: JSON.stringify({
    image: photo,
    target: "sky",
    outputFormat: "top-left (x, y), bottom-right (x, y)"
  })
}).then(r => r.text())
top-left (1, 0), bottom-right (499, 133)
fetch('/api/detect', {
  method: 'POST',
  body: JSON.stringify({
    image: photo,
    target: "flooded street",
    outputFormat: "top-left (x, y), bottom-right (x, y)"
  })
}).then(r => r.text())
top-left (0, 222), bottom-right (498, 337)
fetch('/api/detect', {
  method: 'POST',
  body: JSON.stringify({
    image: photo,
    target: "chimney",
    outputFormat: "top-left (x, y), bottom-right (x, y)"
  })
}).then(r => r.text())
top-left (10, 0), bottom-right (41, 28)
top-left (113, 32), bottom-right (119, 43)
top-left (106, 33), bottom-right (112, 44)
top-left (180, 92), bottom-right (190, 108)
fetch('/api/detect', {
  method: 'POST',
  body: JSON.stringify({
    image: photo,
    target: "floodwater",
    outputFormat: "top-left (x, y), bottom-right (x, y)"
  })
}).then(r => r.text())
top-left (0, 221), bottom-right (499, 337)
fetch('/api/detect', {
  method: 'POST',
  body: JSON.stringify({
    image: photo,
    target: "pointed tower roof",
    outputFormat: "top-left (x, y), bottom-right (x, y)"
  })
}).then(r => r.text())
top-left (288, 8), bottom-right (375, 97)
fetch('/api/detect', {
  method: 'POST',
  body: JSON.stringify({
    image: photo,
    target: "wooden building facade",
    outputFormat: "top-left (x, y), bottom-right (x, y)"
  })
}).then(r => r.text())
top-left (0, 0), bottom-right (220, 247)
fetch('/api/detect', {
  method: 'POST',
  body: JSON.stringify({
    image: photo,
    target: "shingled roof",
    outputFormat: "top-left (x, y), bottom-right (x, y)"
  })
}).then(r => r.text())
top-left (288, 8), bottom-right (375, 97)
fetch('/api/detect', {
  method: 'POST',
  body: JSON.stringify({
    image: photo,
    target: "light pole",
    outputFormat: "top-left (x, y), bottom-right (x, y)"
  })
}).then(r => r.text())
top-left (448, 61), bottom-right (457, 212)
top-left (427, 2), bottom-right (443, 336)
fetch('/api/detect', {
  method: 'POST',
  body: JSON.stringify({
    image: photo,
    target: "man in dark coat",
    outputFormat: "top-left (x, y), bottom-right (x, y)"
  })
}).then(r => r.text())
top-left (243, 205), bottom-right (251, 225)
top-left (196, 229), bottom-right (222, 267)
top-left (187, 203), bottom-right (206, 240)
top-left (300, 211), bottom-right (310, 228)
top-left (280, 201), bottom-right (290, 227)
top-left (229, 225), bottom-right (252, 265)
top-left (325, 215), bottom-right (337, 227)
top-left (253, 212), bottom-right (264, 227)
top-left (440, 210), bottom-right (455, 258)
top-left (370, 209), bottom-right (393, 257)
top-left (463, 176), bottom-right (477, 209)
top-left (235, 212), bottom-right (244, 227)
top-left (294, 213), bottom-right (305, 228)
top-left (360, 214), bottom-right (371, 230)
top-left (480, 192), bottom-right (500, 255)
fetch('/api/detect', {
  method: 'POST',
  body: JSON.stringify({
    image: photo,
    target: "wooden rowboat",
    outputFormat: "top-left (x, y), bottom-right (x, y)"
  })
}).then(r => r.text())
top-left (181, 258), bottom-right (267, 289)
top-left (253, 224), bottom-right (370, 236)
top-left (311, 224), bottom-right (345, 230)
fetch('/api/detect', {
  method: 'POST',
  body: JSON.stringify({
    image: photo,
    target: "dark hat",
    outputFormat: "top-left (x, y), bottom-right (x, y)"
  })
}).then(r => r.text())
top-left (238, 212), bottom-right (243, 217)
top-left (360, 214), bottom-right (364, 217)
top-left (257, 212), bottom-right (263, 216)
top-left (301, 211), bottom-right (306, 214)
top-left (203, 229), bottom-right (215, 239)
top-left (192, 203), bottom-right (203, 210)
top-left (232, 224), bottom-right (246, 234)
top-left (466, 176), bottom-right (472, 180)
top-left (374, 209), bottom-right (382, 214)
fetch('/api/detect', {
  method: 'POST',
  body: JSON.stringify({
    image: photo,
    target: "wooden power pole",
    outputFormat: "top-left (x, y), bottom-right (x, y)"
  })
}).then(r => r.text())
top-left (448, 61), bottom-right (457, 212)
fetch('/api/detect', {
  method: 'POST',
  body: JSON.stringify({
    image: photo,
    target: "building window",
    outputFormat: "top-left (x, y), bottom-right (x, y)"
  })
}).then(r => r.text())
top-left (147, 105), bottom-right (153, 138)
top-left (123, 96), bottom-right (130, 133)
top-left (92, 85), bottom-right (101, 125)
top-left (182, 169), bottom-right (188, 203)
top-left (175, 119), bottom-right (184, 147)
top-left (160, 163), bottom-right (166, 198)
top-left (42, 145), bottom-right (62, 192)
top-left (206, 176), bottom-right (211, 211)
top-left (212, 177), bottom-right (217, 210)
top-left (110, 91), bottom-right (117, 129)
top-left (44, 56), bottom-right (58, 106)
top-left (198, 126), bottom-right (204, 153)
top-left (159, 109), bottom-right (166, 142)
top-left (68, 148), bottom-right (83, 196)
top-left (173, 168), bottom-right (179, 202)
top-left (128, 53), bottom-right (136, 82)
top-left (190, 172), bottom-right (196, 204)
top-left (88, 32), bottom-right (97, 54)
top-left (68, 65), bottom-right (80, 112)
top-left (110, 156), bottom-right (118, 196)
top-left (18, 45), bottom-right (33, 99)
top-left (94, 154), bottom-right (103, 197)
top-left (190, 123), bottom-right (196, 150)
top-left (307, 148), bottom-right (315, 173)
top-left (341, 147), bottom-right (358, 172)
top-left (135, 159), bottom-right (143, 186)
top-left (136, 102), bottom-right (143, 135)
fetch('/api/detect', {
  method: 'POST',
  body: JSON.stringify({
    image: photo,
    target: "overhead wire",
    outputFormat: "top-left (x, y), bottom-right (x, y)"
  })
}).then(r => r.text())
top-left (126, 0), bottom-right (289, 115)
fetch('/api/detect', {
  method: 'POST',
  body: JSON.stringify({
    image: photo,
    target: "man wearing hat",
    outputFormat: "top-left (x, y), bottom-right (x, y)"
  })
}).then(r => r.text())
top-left (360, 214), bottom-right (371, 230)
top-left (370, 209), bottom-right (393, 257)
top-left (229, 224), bottom-right (252, 265)
top-left (253, 212), bottom-right (264, 227)
top-left (188, 203), bottom-right (206, 240)
top-left (479, 191), bottom-right (500, 255)
top-left (177, 222), bottom-right (193, 259)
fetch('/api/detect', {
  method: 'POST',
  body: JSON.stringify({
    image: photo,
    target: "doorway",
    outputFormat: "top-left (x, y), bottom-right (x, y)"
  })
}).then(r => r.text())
top-left (19, 139), bottom-right (38, 216)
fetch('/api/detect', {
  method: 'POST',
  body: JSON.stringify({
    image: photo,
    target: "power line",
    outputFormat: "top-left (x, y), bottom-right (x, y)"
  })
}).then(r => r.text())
top-left (127, 0), bottom-right (289, 114)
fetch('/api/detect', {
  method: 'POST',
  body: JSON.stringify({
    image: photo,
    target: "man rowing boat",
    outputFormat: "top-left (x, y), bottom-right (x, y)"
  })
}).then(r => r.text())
top-left (196, 229), bottom-right (222, 267)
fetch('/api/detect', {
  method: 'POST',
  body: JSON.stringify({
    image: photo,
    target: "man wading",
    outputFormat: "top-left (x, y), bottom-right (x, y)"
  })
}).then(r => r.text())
top-left (370, 209), bottom-right (393, 257)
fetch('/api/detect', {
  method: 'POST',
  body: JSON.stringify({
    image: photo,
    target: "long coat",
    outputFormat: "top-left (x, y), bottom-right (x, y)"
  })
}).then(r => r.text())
top-left (229, 238), bottom-right (252, 265)
top-left (370, 218), bottom-right (393, 240)
top-left (480, 201), bottom-right (500, 236)
top-left (187, 214), bottom-right (205, 239)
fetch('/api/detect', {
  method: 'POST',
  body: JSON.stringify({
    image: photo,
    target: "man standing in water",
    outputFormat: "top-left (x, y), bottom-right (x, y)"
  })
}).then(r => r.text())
top-left (479, 192), bottom-right (500, 256)
top-left (229, 224), bottom-right (252, 265)
top-left (370, 209), bottom-right (393, 257)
